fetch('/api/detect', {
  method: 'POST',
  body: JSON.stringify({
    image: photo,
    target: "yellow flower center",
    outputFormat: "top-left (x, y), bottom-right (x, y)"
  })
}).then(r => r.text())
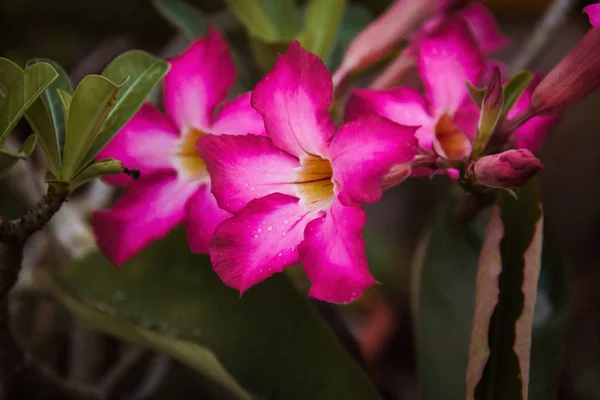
top-left (295, 155), bottom-right (334, 210)
top-left (173, 127), bottom-right (207, 181)
top-left (435, 113), bottom-right (469, 160)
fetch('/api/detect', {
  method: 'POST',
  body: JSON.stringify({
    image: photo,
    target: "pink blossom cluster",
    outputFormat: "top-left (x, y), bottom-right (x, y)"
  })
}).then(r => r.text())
top-left (92, 1), bottom-right (597, 303)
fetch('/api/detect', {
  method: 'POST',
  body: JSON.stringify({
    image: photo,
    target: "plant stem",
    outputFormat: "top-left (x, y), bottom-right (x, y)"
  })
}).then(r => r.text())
top-left (0, 184), bottom-right (98, 399)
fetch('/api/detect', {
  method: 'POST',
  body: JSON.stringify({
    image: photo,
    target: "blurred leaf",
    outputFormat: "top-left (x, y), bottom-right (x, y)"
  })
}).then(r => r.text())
top-left (75, 51), bottom-right (169, 175)
top-left (54, 229), bottom-right (381, 400)
top-left (0, 61), bottom-right (58, 145)
top-left (298, 0), bottom-right (346, 61)
top-left (467, 178), bottom-right (543, 400)
top-left (24, 58), bottom-right (72, 175)
top-left (0, 134), bottom-right (38, 177)
top-left (68, 158), bottom-right (124, 192)
top-left (153, 0), bottom-right (207, 40)
top-left (61, 75), bottom-right (121, 180)
top-left (261, 0), bottom-right (298, 39)
top-left (502, 71), bottom-right (534, 118)
top-left (417, 204), bottom-right (488, 400)
top-left (327, 4), bottom-right (373, 71)
top-left (224, 0), bottom-right (279, 41)
top-left (249, 39), bottom-right (292, 73)
top-left (42, 271), bottom-right (252, 400)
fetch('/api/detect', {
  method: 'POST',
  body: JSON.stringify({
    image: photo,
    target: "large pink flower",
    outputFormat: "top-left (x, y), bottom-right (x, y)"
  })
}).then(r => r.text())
top-left (198, 42), bottom-right (418, 303)
top-left (347, 17), bottom-right (556, 166)
top-left (92, 28), bottom-right (266, 266)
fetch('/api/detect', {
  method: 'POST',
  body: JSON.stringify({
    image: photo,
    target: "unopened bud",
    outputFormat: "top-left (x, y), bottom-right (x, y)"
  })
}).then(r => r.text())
top-left (531, 27), bottom-right (600, 114)
top-left (474, 149), bottom-right (542, 188)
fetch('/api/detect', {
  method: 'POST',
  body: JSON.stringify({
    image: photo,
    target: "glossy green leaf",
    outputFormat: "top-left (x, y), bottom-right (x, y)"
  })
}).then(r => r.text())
top-left (68, 158), bottom-right (124, 192)
top-left (417, 204), bottom-right (488, 400)
top-left (502, 71), bottom-right (534, 118)
top-left (298, 0), bottom-right (346, 61)
top-left (76, 51), bottom-right (169, 174)
top-left (467, 178), bottom-right (543, 400)
top-left (0, 62), bottom-right (58, 146)
top-left (0, 133), bottom-right (38, 177)
top-left (153, 0), bottom-right (206, 40)
top-left (0, 58), bottom-right (23, 92)
top-left (224, 0), bottom-right (279, 41)
top-left (56, 89), bottom-right (72, 122)
top-left (54, 229), bottom-right (381, 400)
top-left (24, 58), bottom-right (73, 175)
top-left (42, 271), bottom-right (252, 400)
top-left (261, 0), bottom-right (298, 39)
top-left (61, 75), bottom-right (122, 180)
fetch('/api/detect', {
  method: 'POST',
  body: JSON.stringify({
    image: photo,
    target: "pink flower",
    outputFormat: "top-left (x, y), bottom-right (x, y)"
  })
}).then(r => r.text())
top-left (198, 42), bottom-right (418, 303)
top-left (347, 17), bottom-right (556, 170)
top-left (371, 2), bottom-right (508, 89)
top-left (473, 149), bottom-right (543, 188)
top-left (584, 2), bottom-right (600, 28)
top-left (92, 28), bottom-right (266, 266)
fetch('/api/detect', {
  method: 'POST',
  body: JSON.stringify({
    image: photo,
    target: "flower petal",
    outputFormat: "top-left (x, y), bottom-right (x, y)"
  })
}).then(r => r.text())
top-left (163, 27), bottom-right (235, 133)
top-left (92, 172), bottom-right (197, 266)
top-left (584, 3), bottom-right (600, 28)
top-left (300, 200), bottom-right (377, 303)
top-left (184, 184), bottom-right (232, 254)
top-left (452, 99), bottom-right (479, 142)
top-left (251, 41), bottom-right (335, 158)
top-left (459, 2), bottom-right (509, 54)
top-left (97, 103), bottom-right (178, 187)
top-left (197, 134), bottom-right (300, 213)
top-left (211, 92), bottom-right (266, 136)
top-left (210, 193), bottom-right (316, 294)
top-left (330, 114), bottom-right (418, 206)
top-left (418, 16), bottom-right (485, 117)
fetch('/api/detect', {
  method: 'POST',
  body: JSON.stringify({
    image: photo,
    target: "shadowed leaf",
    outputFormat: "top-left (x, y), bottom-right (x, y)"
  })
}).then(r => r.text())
top-left (0, 134), bottom-right (38, 177)
top-left (153, 0), bottom-right (207, 40)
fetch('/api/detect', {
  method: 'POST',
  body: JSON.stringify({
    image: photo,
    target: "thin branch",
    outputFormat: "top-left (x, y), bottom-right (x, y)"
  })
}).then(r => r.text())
top-left (510, 0), bottom-right (578, 73)
top-left (99, 346), bottom-right (147, 399)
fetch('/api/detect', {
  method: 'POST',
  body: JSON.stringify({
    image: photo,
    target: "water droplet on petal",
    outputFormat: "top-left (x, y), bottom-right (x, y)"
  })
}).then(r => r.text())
top-left (267, 226), bottom-right (273, 231)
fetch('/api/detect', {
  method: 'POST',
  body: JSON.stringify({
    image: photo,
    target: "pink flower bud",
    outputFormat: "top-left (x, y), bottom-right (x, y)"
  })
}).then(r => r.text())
top-left (531, 27), bottom-right (600, 114)
top-left (584, 3), bottom-right (600, 28)
top-left (474, 149), bottom-right (542, 188)
top-left (332, 0), bottom-right (449, 87)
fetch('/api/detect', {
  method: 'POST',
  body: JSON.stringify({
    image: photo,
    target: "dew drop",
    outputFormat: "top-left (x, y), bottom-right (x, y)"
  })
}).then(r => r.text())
top-left (277, 252), bottom-right (282, 257)
top-left (257, 228), bottom-right (262, 233)
top-left (267, 226), bottom-right (273, 231)
top-left (254, 234), bottom-right (258, 239)
top-left (244, 182), bottom-right (248, 187)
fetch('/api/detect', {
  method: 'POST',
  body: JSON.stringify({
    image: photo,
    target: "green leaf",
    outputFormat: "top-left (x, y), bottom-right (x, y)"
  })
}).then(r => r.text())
top-left (42, 271), bottom-right (252, 400)
top-left (153, 0), bottom-right (207, 40)
top-left (75, 51), bottom-right (169, 174)
top-left (467, 81), bottom-right (487, 109)
top-left (502, 71), bottom-right (534, 118)
top-left (0, 133), bottom-right (38, 177)
top-left (56, 89), bottom-right (72, 122)
top-left (61, 75), bottom-right (122, 180)
top-left (467, 178), bottom-right (543, 400)
top-left (327, 4), bottom-right (373, 71)
top-left (0, 58), bottom-right (23, 92)
top-left (68, 158), bottom-right (124, 192)
top-left (24, 58), bottom-right (73, 175)
top-left (224, 0), bottom-right (279, 41)
top-left (54, 229), bottom-right (382, 400)
top-left (0, 61), bottom-right (58, 146)
top-left (472, 67), bottom-right (504, 161)
top-left (249, 39), bottom-right (293, 73)
top-left (261, 0), bottom-right (298, 39)
top-left (298, 0), bottom-right (346, 61)
top-left (417, 204), bottom-right (488, 400)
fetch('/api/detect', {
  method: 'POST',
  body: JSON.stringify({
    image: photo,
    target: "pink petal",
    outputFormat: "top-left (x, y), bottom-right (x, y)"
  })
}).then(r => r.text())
top-left (211, 92), bottom-right (266, 136)
top-left (300, 199), bottom-right (377, 303)
top-left (184, 184), bottom-right (232, 254)
top-left (163, 27), bottom-right (235, 133)
top-left (251, 41), bottom-right (335, 158)
top-left (459, 3), bottom-right (509, 54)
top-left (330, 114), bottom-right (418, 206)
top-left (452, 98), bottom-right (480, 142)
top-left (584, 3), bottom-right (600, 28)
top-left (507, 77), bottom-right (559, 152)
top-left (418, 16), bottom-right (486, 117)
top-left (209, 193), bottom-right (317, 294)
top-left (97, 103), bottom-right (178, 187)
top-left (197, 134), bottom-right (300, 214)
top-left (92, 173), bottom-right (198, 266)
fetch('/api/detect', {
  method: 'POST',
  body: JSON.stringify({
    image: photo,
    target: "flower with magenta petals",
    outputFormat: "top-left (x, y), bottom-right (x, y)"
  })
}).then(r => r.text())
top-left (92, 28), bottom-right (266, 266)
top-left (198, 42), bottom-right (418, 303)
top-left (347, 17), bottom-right (556, 173)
